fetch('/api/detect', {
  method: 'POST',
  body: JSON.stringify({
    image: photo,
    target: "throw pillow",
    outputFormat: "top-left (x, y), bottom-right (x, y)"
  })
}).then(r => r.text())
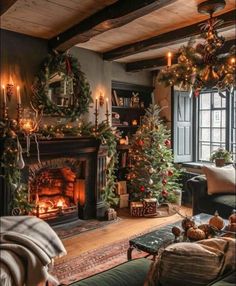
top-left (202, 165), bottom-right (235, 195)
top-left (145, 237), bottom-right (236, 286)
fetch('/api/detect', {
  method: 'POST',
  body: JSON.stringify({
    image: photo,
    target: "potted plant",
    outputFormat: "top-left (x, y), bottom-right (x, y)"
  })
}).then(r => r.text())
top-left (210, 148), bottom-right (233, 167)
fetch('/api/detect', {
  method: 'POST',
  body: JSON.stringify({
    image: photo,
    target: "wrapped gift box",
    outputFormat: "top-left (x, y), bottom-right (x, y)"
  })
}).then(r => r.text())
top-left (130, 201), bottom-right (144, 216)
top-left (117, 181), bottom-right (127, 195)
top-left (119, 194), bottom-right (129, 208)
top-left (143, 198), bottom-right (158, 216)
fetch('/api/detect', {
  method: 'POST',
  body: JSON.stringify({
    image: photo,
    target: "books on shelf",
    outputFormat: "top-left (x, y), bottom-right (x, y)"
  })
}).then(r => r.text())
top-left (112, 90), bottom-right (119, 106)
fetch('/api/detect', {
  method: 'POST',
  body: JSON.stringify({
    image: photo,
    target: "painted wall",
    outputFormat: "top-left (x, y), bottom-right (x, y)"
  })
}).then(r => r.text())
top-left (0, 29), bottom-right (48, 117)
top-left (70, 46), bottom-right (153, 123)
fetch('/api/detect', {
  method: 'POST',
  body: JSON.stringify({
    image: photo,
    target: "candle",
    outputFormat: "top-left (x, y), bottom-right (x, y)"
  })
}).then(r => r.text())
top-left (95, 97), bottom-right (98, 111)
top-left (106, 97), bottom-right (108, 113)
top-left (17, 86), bottom-right (21, 104)
top-left (167, 52), bottom-right (172, 67)
top-left (2, 85), bottom-right (6, 104)
top-left (230, 57), bottom-right (235, 65)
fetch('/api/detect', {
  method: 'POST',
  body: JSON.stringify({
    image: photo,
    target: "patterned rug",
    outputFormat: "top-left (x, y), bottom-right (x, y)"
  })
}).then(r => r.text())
top-left (53, 217), bottom-right (122, 239)
top-left (51, 220), bottom-right (172, 285)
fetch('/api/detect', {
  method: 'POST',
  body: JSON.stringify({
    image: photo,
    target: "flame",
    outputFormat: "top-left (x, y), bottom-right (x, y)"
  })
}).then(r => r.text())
top-left (56, 199), bottom-right (65, 208)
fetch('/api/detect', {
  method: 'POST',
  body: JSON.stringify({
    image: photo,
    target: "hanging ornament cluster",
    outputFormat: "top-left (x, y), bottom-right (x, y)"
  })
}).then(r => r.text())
top-left (158, 1), bottom-right (235, 95)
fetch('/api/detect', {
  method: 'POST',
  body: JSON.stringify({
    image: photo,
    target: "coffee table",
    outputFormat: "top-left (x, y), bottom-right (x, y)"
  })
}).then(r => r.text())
top-left (127, 213), bottom-right (214, 260)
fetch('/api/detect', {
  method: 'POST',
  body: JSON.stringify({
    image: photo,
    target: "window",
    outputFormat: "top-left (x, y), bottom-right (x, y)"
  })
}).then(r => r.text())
top-left (173, 89), bottom-right (235, 163)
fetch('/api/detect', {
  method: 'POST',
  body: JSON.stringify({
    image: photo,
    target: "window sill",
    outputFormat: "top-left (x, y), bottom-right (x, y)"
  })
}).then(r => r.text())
top-left (180, 162), bottom-right (213, 169)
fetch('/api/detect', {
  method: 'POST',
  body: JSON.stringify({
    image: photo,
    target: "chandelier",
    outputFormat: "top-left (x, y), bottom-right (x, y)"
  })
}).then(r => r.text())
top-left (158, 0), bottom-right (235, 96)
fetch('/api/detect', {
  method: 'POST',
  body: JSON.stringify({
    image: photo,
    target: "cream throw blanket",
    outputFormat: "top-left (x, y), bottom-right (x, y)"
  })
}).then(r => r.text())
top-left (0, 216), bottom-right (67, 286)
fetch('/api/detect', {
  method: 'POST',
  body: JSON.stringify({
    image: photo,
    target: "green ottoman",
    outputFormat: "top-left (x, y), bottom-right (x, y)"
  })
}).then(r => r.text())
top-left (69, 258), bottom-right (152, 286)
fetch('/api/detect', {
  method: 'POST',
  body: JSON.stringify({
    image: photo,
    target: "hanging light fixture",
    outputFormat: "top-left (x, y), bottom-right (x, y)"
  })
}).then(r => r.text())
top-left (158, 0), bottom-right (235, 96)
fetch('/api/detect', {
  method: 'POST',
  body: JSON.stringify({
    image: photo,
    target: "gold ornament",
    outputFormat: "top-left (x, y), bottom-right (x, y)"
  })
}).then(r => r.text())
top-left (187, 226), bottom-right (206, 241)
top-left (209, 211), bottom-right (224, 230)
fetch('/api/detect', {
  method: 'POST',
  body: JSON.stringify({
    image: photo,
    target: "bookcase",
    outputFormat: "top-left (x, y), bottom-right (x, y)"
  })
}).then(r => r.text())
top-left (111, 81), bottom-right (153, 194)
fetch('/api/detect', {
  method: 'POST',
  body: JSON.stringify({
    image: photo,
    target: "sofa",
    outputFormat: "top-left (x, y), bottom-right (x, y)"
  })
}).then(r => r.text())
top-left (68, 258), bottom-right (236, 286)
top-left (187, 175), bottom-right (236, 219)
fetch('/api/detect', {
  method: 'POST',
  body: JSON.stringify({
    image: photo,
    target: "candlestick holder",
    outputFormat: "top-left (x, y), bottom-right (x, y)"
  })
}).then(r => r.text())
top-left (94, 109), bottom-right (99, 130)
top-left (16, 103), bottom-right (22, 126)
top-left (105, 111), bottom-right (110, 126)
top-left (1, 102), bottom-right (8, 121)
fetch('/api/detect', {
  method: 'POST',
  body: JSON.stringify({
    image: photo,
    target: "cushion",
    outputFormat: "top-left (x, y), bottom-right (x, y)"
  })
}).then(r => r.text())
top-left (202, 165), bottom-right (235, 195)
top-left (70, 258), bottom-right (152, 286)
top-left (146, 237), bottom-right (236, 286)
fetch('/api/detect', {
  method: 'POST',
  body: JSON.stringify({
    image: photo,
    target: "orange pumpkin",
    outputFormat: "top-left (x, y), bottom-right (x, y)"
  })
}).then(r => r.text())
top-left (229, 210), bottom-right (236, 224)
top-left (187, 226), bottom-right (206, 241)
top-left (209, 211), bottom-right (224, 230)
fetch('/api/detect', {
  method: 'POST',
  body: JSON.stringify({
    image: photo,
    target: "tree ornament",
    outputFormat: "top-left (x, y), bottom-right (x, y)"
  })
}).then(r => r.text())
top-left (187, 226), bottom-right (206, 241)
top-left (149, 167), bottom-right (154, 174)
top-left (167, 170), bottom-right (173, 176)
top-left (164, 139), bottom-right (171, 147)
top-left (161, 189), bottom-right (168, 197)
top-left (140, 186), bottom-right (145, 192)
top-left (149, 179), bottom-right (153, 185)
top-left (138, 139), bottom-right (144, 146)
top-left (162, 178), bottom-right (167, 185)
top-left (209, 211), bottom-right (224, 230)
top-left (172, 226), bottom-right (181, 238)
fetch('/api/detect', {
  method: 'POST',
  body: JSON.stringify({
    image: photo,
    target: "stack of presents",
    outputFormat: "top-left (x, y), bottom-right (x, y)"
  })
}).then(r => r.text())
top-left (115, 181), bottom-right (158, 217)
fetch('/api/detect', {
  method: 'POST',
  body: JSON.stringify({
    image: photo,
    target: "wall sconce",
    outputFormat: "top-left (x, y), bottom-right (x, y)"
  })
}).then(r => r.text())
top-left (99, 92), bottom-right (104, 107)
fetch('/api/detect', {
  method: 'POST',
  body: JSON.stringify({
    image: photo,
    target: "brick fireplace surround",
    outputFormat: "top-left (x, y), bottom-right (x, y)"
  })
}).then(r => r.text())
top-left (0, 137), bottom-right (108, 225)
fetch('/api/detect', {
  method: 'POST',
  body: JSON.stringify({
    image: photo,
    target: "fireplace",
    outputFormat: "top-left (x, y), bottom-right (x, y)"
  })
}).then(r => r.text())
top-left (0, 137), bottom-right (108, 224)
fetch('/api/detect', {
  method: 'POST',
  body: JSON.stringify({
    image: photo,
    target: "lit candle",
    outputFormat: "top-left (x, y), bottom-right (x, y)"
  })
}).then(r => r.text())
top-left (106, 97), bottom-right (108, 113)
top-left (167, 52), bottom-right (172, 67)
top-left (95, 97), bottom-right (98, 111)
top-left (17, 86), bottom-right (21, 104)
top-left (2, 85), bottom-right (6, 104)
top-left (230, 57), bottom-right (235, 65)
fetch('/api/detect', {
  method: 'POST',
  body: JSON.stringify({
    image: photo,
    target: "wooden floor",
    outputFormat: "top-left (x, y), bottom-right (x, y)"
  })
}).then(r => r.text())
top-left (57, 206), bottom-right (192, 263)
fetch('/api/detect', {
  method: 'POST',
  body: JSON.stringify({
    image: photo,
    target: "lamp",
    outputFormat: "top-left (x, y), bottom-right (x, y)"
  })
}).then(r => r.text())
top-left (158, 0), bottom-right (235, 96)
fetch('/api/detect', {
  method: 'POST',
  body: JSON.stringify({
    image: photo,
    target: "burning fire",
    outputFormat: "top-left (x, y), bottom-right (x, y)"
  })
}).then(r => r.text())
top-left (56, 199), bottom-right (65, 208)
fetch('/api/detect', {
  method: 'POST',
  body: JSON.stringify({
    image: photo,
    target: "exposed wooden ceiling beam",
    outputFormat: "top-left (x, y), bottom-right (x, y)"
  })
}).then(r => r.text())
top-left (49, 0), bottom-right (177, 51)
top-left (0, 0), bottom-right (18, 16)
top-left (104, 9), bottom-right (236, 61)
top-left (126, 38), bottom-right (236, 72)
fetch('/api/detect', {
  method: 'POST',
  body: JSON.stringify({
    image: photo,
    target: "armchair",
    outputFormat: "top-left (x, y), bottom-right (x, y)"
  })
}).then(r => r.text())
top-left (187, 175), bottom-right (236, 219)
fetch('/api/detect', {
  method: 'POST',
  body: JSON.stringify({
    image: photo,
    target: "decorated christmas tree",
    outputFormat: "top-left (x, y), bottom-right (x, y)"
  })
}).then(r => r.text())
top-left (128, 104), bottom-right (182, 203)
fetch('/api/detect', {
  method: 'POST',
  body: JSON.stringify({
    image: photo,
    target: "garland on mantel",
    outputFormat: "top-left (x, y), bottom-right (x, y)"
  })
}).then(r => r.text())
top-left (0, 120), bottom-right (119, 214)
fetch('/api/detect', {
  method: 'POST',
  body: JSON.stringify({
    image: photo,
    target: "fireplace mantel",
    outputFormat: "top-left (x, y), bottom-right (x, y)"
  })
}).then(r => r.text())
top-left (0, 137), bottom-right (108, 221)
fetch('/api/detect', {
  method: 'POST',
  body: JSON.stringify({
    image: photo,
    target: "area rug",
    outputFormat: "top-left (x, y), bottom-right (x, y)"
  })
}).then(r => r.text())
top-left (53, 217), bottom-right (122, 239)
top-left (51, 220), bottom-right (173, 285)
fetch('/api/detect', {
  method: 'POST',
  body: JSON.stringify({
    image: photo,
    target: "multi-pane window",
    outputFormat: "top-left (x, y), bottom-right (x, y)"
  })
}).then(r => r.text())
top-left (198, 90), bottom-right (235, 162)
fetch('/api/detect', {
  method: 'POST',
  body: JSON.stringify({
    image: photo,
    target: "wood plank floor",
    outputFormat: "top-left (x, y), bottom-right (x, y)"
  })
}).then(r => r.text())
top-left (57, 206), bottom-right (192, 263)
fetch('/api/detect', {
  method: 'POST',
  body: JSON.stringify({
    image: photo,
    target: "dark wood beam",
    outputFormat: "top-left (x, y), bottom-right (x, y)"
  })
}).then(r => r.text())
top-left (0, 0), bottom-right (17, 16)
top-left (126, 38), bottom-right (236, 72)
top-left (49, 0), bottom-right (177, 51)
top-left (104, 9), bottom-right (236, 61)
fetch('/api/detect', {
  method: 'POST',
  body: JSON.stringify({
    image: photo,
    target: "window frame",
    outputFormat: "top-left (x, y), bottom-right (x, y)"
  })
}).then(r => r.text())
top-left (192, 89), bottom-right (236, 163)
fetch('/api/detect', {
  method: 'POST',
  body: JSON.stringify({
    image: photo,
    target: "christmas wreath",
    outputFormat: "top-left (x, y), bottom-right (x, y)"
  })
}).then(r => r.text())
top-left (31, 51), bottom-right (92, 120)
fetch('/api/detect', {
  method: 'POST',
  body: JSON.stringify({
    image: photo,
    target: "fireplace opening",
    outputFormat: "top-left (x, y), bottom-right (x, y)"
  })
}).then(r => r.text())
top-left (28, 159), bottom-right (86, 222)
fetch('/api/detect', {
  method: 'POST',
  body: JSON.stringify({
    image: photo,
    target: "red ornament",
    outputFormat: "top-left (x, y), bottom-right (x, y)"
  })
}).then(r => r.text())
top-left (164, 139), bottom-right (171, 147)
top-left (140, 186), bottom-right (145, 192)
top-left (194, 89), bottom-right (201, 97)
top-left (162, 189), bottom-right (168, 197)
top-left (162, 178), bottom-right (167, 185)
top-left (138, 140), bottom-right (144, 146)
top-left (167, 170), bottom-right (173, 177)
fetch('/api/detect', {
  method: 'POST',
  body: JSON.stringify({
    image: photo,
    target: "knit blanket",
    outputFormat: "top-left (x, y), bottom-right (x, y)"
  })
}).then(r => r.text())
top-left (0, 216), bottom-right (67, 286)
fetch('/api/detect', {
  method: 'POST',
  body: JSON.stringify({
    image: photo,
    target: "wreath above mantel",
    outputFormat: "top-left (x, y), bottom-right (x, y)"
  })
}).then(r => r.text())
top-left (31, 51), bottom-right (93, 121)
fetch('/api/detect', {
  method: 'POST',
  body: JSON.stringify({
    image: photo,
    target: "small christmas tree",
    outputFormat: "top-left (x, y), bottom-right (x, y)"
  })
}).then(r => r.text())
top-left (128, 104), bottom-right (182, 203)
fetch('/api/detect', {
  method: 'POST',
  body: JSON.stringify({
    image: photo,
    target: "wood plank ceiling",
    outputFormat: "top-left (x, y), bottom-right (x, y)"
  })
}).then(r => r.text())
top-left (1, 0), bottom-right (235, 71)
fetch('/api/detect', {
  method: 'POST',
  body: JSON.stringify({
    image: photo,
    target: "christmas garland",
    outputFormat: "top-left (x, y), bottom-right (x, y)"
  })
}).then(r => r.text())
top-left (32, 51), bottom-right (93, 121)
top-left (0, 120), bottom-right (119, 214)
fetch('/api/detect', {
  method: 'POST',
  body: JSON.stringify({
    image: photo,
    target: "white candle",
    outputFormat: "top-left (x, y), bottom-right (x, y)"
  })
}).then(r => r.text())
top-left (167, 52), bottom-right (172, 67)
top-left (17, 86), bottom-right (21, 104)
top-left (2, 85), bottom-right (6, 104)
